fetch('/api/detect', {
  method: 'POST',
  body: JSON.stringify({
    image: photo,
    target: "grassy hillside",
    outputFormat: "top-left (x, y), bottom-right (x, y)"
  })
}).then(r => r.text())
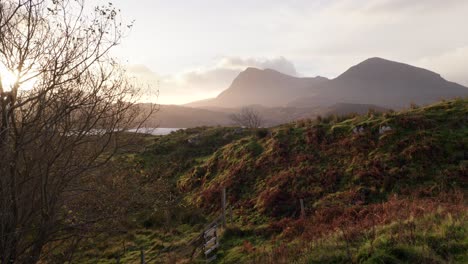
top-left (75, 99), bottom-right (467, 263)
top-left (180, 99), bottom-right (466, 214)
top-left (173, 98), bottom-right (467, 263)
top-left (73, 127), bottom-right (252, 263)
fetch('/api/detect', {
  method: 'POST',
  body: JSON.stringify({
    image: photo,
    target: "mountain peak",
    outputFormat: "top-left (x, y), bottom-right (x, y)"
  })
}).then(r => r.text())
top-left (241, 67), bottom-right (284, 76)
top-left (243, 67), bottom-right (262, 73)
top-left (354, 57), bottom-right (411, 69)
top-left (336, 57), bottom-right (442, 82)
top-left (361, 57), bottom-right (391, 64)
top-left (211, 66), bottom-right (327, 108)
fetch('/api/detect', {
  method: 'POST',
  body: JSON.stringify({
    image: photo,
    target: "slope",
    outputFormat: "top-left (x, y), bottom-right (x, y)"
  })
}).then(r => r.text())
top-left (178, 98), bottom-right (467, 262)
top-left (74, 99), bottom-right (467, 263)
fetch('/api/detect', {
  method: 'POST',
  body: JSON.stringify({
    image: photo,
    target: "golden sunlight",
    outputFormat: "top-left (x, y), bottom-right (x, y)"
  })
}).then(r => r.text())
top-left (0, 64), bottom-right (18, 92)
top-left (0, 64), bottom-right (36, 92)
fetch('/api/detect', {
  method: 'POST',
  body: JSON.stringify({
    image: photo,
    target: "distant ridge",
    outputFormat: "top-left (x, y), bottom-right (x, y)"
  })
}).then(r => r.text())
top-left (291, 57), bottom-right (468, 108)
top-left (140, 104), bottom-right (231, 128)
top-left (141, 102), bottom-right (387, 128)
top-left (187, 57), bottom-right (468, 109)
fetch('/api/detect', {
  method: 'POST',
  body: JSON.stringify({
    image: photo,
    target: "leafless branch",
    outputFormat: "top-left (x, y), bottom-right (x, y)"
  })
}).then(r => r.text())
top-left (0, 1), bottom-right (155, 262)
top-left (229, 107), bottom-right (264, 128)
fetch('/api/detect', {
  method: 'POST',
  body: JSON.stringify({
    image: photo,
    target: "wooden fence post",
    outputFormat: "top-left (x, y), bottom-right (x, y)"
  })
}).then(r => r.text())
top-left (222, 188), bottom-right (226, 227)
top-left (140, 249), bottom-right (145, 264)
top-left (300, 199), bottom-right (305, 219)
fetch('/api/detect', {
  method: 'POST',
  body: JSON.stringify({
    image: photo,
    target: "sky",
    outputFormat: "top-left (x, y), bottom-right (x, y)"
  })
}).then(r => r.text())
top-left (90, 0), bottom-right (468, 105)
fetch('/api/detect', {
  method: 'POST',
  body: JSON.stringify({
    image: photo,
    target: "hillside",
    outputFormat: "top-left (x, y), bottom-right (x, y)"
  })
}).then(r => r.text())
top-left (75, 99), bottom-right (467, 263)
top-left (179, 98), bottom-right (467, 263)
top-left (180, 97), bottom-right (467, 214)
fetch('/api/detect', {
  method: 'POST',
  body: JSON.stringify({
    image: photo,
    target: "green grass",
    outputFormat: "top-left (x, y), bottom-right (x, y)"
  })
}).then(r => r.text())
top-left (72, 98), bottom-right (467, 263)
top-left (181, 99), bottom-right (466, 218)
top-left (214, 212), bottom-right (467, 264)
top-left (75, 224), bottom-right (203, 263)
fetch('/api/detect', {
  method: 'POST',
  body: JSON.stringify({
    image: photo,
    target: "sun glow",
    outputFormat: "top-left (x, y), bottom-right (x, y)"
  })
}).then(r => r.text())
top-left (0, 65), bottom-right (18, 92)
top-left (0, 64), bottom-right (36, 92)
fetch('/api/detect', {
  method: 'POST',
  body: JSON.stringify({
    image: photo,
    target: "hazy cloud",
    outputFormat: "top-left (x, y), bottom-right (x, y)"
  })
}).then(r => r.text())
top-left (417, 46), bottom-right (468, 86)
top-left (264, 0), bottom-right (468, 81)
top-left (127, 57), bottom-right (299, 104)
top-left (363, 0), bottom-right (465, 13)
top-left (105, 0), bottom-right (468, 103)
top-left (217, 56), bottom-right (298, 76)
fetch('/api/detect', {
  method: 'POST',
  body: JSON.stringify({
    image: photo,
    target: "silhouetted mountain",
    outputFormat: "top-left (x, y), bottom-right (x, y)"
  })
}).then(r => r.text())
top-left (158, 58), bottom-right (468, 128)
top-left (291, 57), bottom-right (468, 108)
top-left (187, 58), bottom-right (468, 110)
top-left (186, 68), bottom-right (328, 108)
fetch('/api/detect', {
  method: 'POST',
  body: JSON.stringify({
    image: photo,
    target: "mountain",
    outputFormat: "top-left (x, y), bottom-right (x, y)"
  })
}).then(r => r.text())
top-left (188, 58), bottom-right (468, 110)
top-left (186, 67), bottom-right (328, 108)
top-left (290, 57), bottom-right (468, 108)
top-left (149, 58), bottom-right (468, 128)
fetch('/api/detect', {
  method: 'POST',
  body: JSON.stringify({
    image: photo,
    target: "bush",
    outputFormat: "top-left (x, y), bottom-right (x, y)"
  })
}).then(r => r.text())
top-left (141, 213), bottom-right (167, 228)
top-left (256, 128), bottom-right (269, 139)
top-left (179, 208), bottom-right (206, 225)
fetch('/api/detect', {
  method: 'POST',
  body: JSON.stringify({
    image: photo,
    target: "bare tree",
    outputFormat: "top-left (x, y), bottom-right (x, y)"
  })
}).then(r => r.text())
top-left (0, 0), bottom-right (154, 262)
top-left (230, 107), bottom-right (264, 128)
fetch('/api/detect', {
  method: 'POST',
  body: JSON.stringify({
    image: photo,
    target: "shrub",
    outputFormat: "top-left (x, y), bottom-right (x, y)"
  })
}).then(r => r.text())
top-left (256, 128), bottom-right (269, 139)
top-left (141, 213), bottom-right (167, 228)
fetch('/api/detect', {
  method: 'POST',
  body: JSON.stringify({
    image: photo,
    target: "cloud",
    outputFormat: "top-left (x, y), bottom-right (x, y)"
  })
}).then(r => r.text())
top-left (109, 0), bottom-right (468, 88)
top-left (120, 0), bottom-right (468, 103)
top-left (363, 0), bottom-right (465, 13)
top-left (217, 56), bottom-right (298, 76)
top-left (417, 46), bottom-right (468, 86)
top-left (127, 57), bottom-right (299, 104)
top-left (247, 0), bottom-right (468, 80)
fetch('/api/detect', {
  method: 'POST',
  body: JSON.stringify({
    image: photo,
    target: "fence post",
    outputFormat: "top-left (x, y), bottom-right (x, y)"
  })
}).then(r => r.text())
top-left (222, 187), bottom-right (226, 227)
top-left (300, 199), bottom-right (305, 219)
top-left (140, 249), bottom-right (145, 264)
top-left (116, 256), bottom-right (120, 264)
